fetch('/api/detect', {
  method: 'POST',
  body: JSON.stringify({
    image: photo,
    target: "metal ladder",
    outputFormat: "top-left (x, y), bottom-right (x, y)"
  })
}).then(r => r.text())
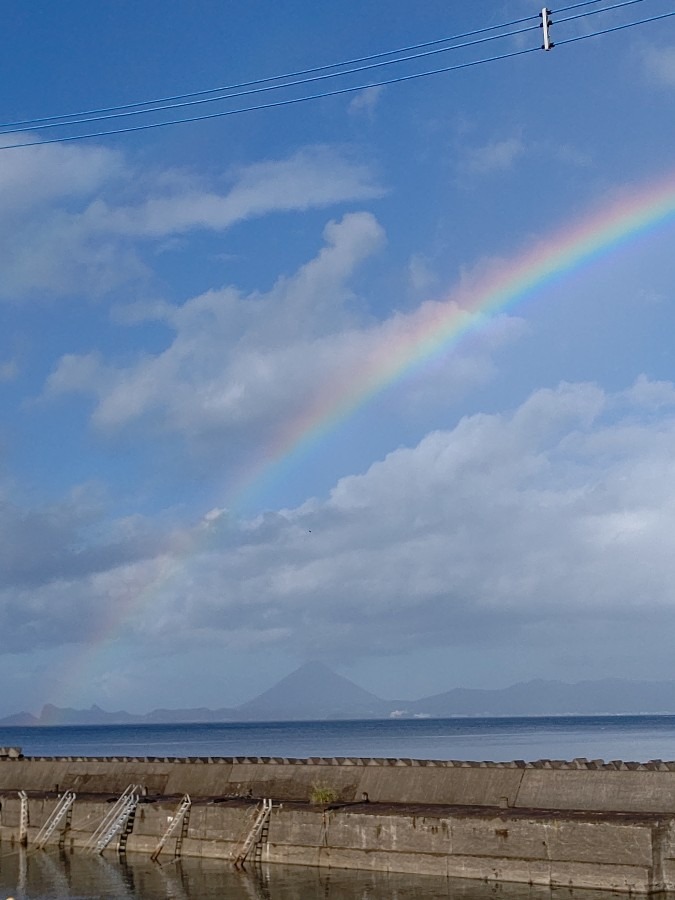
top-left (94, 793), bottom-right (138, 854)
top-left (33, 791), bottom-right (76, 850)
top-left (150, 794), bottom-right (191, 861)
top-left (117, 797), bottom-right (138, 856)
top-left (253, 804), bottom-right (271, 865)
top-left (85, 785), bottom-right (140, 854)
top-left (18, 790), bottom-right (28, 846)
top-left (232, 799), bottom-right (272, 869)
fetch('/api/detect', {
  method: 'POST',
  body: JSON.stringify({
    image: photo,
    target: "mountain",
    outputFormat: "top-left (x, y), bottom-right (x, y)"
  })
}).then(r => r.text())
top-left (235, 661), bottom-right (389, 720)
top-left (405, 678), bottom-right (675, 717)
top-left (3, 668), bottom-right (675, 726)
top-left (0, 711), bottom-right (39, 726)
top-left (38, 704), bottom-right (141, 726)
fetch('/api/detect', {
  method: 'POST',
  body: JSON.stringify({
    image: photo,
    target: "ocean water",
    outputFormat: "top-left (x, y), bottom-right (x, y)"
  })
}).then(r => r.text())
top-left (2, 714), bottom-right (675, 761)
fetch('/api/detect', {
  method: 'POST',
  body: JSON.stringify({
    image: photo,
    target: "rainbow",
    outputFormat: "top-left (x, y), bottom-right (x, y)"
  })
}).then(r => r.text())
top-left (236, 172), bottom-right (675, 507)
top-left (51, 170), bottom-right (675, 708)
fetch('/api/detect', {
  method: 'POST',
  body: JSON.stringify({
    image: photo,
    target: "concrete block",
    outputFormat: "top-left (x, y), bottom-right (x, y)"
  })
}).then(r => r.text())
top-left (657, 858), bottom-right (675, 890)
top-left (447, 854), bottom-right (551, 886)
top-left (516, 769), bottom-right (675, 813)
top-left (549, 860), bottom-right (651, 892)
top-left (326, 811), bottom-right (451, 855)
top-left (545, 820), bottom-right (652, 866)
top-left (318, 846), bottom-right (449, 877)
top-left (70, 799), bottom-right (108, 830)
top-left (203, 806), bottom-right (252, 843)
top-left (269, 809), bottom-right (326, 848)
top-left (0, 796), bottom-right (22, 827)
top-left (225, 763), bottom-right (358, 802)
top-left (265, 841), bottom-right (321, 868)
top-left (133, 802), bottom-right (178, 838)
top-left (451, 816), bottom-right (550, 861)
top-left (357, 766), bottom-right (524, 806)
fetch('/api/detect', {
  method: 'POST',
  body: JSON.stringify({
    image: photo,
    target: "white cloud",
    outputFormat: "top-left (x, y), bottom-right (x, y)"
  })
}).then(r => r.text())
top-left (0, 487), bottom-right (166, 652)
top-left (0, 138), bottom-right (122, 212)
top-left (641, 44), bottom-right (675, 87)
top-left (460, 136), bottom-right (525, 176)
top-left (46, 212), bottom-right (387, 432)
top-left (407, 253), bottom-right (439, 295)
top-left (45, 212), bottom-right (522, 461)
top-left (12, 378), bottom-right (675, 666)
top-left (0, 360), bottom-right (18, 382)
top-left (159, 379), bottom-right (675, 655)
top-left (0, 140), bottom-right (383, 300)
top-left (92, 146), bottom-right (384, 238)
top-left (348, 86), bottom-right (384, 117)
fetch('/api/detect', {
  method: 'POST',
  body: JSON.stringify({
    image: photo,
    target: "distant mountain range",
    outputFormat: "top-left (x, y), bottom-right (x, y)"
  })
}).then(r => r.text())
top-left (3, 662), bottom-right (675, 726)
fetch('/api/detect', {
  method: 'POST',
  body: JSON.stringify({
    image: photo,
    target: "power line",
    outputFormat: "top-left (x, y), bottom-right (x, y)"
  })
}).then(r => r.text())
top-left (555, 0), bottom-right (648, 26)
top-left (0, 22), bottom-right (541, 136)
top-left (0, 0), bottom-right (643, 138)
top-left (556, 8), bottom-right (675, 44)
top-left (0, 4), bottom-right (671, 152)
top-left (0, 12), bottom-right (539, 131)
top-left (552, 0), bottom-right (638, 12)
top-left (0, 46), bottom-right (539, 151)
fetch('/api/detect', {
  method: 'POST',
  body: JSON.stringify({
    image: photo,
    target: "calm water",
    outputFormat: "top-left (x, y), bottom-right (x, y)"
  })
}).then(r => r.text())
top-left (0, 851), bottom-right (639, 900)
top-left (1, 715), bottom-right (675, 761)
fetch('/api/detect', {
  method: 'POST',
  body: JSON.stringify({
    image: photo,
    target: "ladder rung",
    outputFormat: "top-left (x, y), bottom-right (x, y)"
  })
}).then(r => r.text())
top-left (232, 799), bottom-right (272, 867)
top-left (34, 792), bottom-right (76, 850)
top-left (150, 795), bottom-right (191, 861)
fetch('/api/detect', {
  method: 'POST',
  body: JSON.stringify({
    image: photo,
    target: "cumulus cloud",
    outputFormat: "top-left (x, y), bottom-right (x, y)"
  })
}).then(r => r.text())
top-left (0, 140), bottom-right (138, 300)
top-left (92, 146), bottom-right (384, 238)
top-left (0, 488), bottom-right (166, 651)
top-left (46, 212), bottom-right (386, 434)
top-left (12, 378), bottom-right (675, 664)
top-left (460, 136), bottom-right (525, 176)
top-left (0, 140), bottom-right (382, 300)
top-left (19, 378), bottom-right (675, 656)
top-left (138, 378), bottom-right (675, 658)
top-left (45, 211), bottom-right (521, 468)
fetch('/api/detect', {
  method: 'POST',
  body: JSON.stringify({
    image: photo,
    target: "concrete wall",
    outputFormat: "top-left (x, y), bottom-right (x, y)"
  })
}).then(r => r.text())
top-left (3, 756), bottom-right (675, 813)
top-left (1, 793), bottom-right (674, 893)
top-left (4, 755), bottom-right (675, 892)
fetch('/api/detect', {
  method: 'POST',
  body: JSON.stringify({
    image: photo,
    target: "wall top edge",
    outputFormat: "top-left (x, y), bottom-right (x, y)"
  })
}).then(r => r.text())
top-left (2, 753), bottom-right (675, 771)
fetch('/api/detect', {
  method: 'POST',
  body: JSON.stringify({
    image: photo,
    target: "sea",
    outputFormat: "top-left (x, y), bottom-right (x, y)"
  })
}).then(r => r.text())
top-left (1, 715), bottom-right (675, 899)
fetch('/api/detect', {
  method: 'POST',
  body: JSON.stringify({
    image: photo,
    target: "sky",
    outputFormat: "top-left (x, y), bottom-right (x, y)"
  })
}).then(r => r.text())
top-left (3, 0), bottom-right (675, 715)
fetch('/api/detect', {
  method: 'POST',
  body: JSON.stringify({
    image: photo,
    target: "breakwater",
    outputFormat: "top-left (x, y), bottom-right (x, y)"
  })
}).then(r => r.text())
top-left (2, 749), bottom-right (675, 892)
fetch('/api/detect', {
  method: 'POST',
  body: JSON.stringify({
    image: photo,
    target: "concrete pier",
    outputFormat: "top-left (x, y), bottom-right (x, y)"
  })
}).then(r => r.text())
top-left (2, 754), bottom-right (675, 892)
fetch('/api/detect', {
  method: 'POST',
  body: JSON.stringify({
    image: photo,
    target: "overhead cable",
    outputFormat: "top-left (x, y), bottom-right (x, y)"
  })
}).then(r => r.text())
top-left (0, 12), bottom-right (539, 131)
top-left (0, 3), bottom-right (670, 152)
top-left (0, 46), bottom-right (539, 151)
top-left (552, 0), bottom-right (642, 11)
top-left (0, 23), bottom-right (540, 136)
top-left (555, 0), bottom-right (648, 25)
top-left (555, 8), bottom-right (675, 45)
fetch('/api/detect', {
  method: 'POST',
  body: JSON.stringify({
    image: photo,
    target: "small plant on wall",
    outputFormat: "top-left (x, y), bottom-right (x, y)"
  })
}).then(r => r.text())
top-left (310, 784), bottom-right (338, 805)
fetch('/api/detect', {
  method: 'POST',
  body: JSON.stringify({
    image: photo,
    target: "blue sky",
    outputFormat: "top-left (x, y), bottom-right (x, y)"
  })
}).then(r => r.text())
top-left (3, 0), bottom-right (675, 714)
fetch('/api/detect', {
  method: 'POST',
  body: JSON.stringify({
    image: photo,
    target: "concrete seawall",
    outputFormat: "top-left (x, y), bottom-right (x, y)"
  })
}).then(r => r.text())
top-left (3, 753), bottom-right (675, 811)
top-left (3, 752), bottom-right (675, 892)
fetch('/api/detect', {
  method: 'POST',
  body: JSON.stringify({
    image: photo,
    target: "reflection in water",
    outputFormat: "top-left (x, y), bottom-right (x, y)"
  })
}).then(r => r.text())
top-left (0, 849), bottom-right (643, 900)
